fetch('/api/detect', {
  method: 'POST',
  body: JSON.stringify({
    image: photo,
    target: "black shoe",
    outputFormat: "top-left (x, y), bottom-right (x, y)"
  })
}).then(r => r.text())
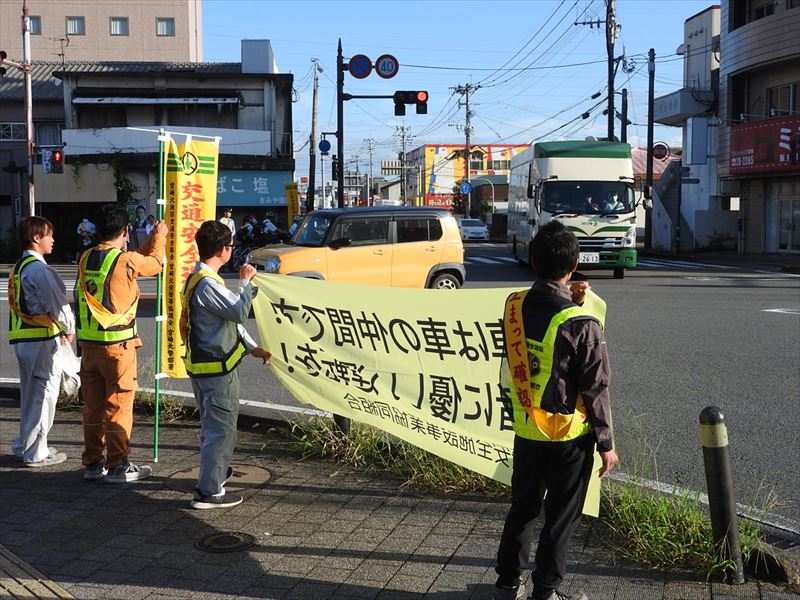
top-left (190, 491), bottom-right (243, 510)
top-left (536, 590), bottom-right (588, 600)
top-left (84, 457), bottom-right (108, 480)
top-left (493, 583), bottom-right (525, 600)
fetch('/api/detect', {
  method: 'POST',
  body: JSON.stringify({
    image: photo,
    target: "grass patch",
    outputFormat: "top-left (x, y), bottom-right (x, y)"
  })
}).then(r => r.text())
top-left (601, 480), bottom-right (765, 580)
top-left (288, 416), bottom-right (775, 580)
top-left (287, 417), bottom-right (507, 496)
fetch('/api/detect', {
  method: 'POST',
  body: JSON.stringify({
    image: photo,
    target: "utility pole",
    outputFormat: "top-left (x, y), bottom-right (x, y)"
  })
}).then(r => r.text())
top-left (396, 126), bottom-right (411, 205)
top-left (645, 48), bottom-right (655, 251)
top-left (22, 0), bottom-right (35, 216)
top-left (606, 0), bottom-right (618, 142)
top-left (336, 39), bottom-right (345, 209)
top-left (453, 83), bottom-right (478, 217)
top-left (306, 59), bottom-right (322, 212)
top-left (621, 87), bottom-right (628, 143)
top-left (364, 138), bottom-right (375, 206)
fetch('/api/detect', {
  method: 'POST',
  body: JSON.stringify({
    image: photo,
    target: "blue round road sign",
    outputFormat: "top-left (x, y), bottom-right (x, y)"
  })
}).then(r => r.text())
top-left (460, 182), bottom-right (473, 194)
top-left (348, 54), bottom-right (372, 79)
top-left (319, 139), bottom-right (331, 154)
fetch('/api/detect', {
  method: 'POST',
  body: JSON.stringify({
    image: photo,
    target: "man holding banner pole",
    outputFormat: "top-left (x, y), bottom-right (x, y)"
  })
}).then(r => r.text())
top-left (180, 221), bottom-right (271, 509)
top-left (76, 205), bottom-right (167, 483)
top-left (493, 221), bottom-right (617, 600)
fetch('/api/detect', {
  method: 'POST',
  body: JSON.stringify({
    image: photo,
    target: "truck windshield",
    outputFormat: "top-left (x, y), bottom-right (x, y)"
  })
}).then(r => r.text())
top-left (542, 181), bottom-right (635, 215)
top-left (293, 214), bottom-right (334, 246)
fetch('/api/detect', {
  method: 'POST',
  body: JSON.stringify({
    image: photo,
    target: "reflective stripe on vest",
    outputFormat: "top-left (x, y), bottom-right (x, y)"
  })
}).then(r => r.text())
top-left (7, 256), bottom-right (61, 344)
top-left (181, 269), bottom-right (248, 377)
top-left (503, 288), bottom-right (606, 442)
top-left (75, 247), bottom-right (138, 344)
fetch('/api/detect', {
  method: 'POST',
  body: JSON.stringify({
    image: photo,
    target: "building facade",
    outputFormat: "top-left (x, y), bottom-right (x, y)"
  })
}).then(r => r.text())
top-left (0, 0), bottom-right (202, 63)
top-left (404, 144), bottom-right (529, 210)
top-left (719, 0), bottom-right (800, 253)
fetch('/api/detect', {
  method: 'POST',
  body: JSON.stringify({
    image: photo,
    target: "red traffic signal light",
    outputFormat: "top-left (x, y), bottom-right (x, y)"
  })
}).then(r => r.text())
top-left (393, 90), bottom-right (428, 116)
top-left (51, 149), bottom-right (64, 173)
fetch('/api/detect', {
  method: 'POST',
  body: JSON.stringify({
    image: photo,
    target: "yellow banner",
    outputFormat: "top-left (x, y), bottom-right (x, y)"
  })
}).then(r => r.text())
top-left (161, 138), bottom-right (220, 378)
top-left (252, 275), bottom-right (602, 516)
top-left (285, 182), bottom-right (299, 217)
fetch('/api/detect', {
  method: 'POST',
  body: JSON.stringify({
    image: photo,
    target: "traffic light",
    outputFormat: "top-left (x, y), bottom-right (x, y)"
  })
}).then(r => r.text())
top-left (393, 90), bottom-right (428, 116)
top-left (331, 154), bottom-right (339, 181)
top-left (0, 50), bottom-right (6, 76)
top-left (51, 149), bottom-right (64, 174)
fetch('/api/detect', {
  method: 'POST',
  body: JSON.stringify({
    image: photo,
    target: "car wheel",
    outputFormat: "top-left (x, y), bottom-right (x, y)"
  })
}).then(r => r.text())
top-left (430, 273), bottom-right (460, 290)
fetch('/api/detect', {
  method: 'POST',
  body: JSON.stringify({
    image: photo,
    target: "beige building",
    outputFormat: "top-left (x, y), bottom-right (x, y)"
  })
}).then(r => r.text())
top-left (0, 0), bottom-right (202, 63)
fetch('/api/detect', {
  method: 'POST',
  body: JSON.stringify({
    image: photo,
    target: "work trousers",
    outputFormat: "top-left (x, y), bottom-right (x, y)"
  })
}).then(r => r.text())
top-left (191, 370), bottom-right (240, 497)
top-left (495, 434), bottom-right (595, 599)
top-left (80, 341), bottom-right (138, 469)
top-left (12, 338), bottom-right (62, 463)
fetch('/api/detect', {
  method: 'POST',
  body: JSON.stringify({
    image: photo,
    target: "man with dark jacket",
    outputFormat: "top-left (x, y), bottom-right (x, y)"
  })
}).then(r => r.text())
top-left (493, 221), bottom-right (618, 600)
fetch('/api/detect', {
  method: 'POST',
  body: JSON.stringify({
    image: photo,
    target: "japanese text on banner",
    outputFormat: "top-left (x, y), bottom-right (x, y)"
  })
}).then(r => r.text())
top-left (251, 275), bottom-right (602, 517)
top-left (161, 138), bottom-right (219, 378)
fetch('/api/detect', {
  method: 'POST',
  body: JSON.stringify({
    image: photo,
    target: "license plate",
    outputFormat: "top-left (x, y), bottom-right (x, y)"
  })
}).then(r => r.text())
top-left (580, 252), bottom-right (600, 264)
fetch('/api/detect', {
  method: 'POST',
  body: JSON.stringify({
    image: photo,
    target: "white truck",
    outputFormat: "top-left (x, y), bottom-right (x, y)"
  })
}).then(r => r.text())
top-left (508, 140), bottom-right (645, 279)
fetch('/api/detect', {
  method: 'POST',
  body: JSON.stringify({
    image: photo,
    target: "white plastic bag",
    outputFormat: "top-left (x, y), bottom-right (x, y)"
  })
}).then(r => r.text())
top-left (59, 342), bottom-right (81, 396)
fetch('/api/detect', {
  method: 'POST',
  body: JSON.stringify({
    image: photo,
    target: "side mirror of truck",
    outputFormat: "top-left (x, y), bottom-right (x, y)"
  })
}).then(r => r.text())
top-left (643, 184), bottom-right (652, 200)
top-left (526, 184), bottom-right (535, 199)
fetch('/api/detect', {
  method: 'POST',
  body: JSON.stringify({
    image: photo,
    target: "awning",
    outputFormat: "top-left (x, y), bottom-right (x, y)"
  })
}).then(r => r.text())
top-left (72, 97), bottom-right (239, 105)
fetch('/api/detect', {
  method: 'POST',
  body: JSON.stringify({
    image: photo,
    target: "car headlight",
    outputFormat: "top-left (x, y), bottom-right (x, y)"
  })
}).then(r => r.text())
top-left (265, 256), bottom-right (281, 273)
top-left (622, 226), bottom-right (636, 247)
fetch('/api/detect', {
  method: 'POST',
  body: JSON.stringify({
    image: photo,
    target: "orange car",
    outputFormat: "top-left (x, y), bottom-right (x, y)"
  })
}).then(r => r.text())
top-left (248, 207), bottom-right (465, 289)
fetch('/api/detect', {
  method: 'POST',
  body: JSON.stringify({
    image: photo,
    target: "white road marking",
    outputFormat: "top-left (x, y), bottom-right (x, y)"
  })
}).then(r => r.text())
top-left (762, 308), bottom-right (800, 315)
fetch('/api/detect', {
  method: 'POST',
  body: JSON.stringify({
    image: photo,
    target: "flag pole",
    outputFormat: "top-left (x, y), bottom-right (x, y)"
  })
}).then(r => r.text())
top-left (153, 128), bottom-right (166, 462)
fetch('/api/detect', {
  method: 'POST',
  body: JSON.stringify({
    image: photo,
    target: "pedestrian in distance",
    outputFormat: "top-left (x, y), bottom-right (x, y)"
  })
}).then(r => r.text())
top-left (218, 207), bottom-right (237, 272)
top-left (129, 204), bottom-right (148, 249)
top-left (288, 214), bottom-right (303, 237)
top-left (8, 217), bottom-right (76, 467)
top-left (145, 214), bottom-right (157, 235)
top-left (74, 215), bottom-right (97, 263)
top-left (493, 221), bottom-right (618, 600)
top-left (180, 220), bottom-right (271, 509)
top-left (75, 204), bottom-right (168, 483)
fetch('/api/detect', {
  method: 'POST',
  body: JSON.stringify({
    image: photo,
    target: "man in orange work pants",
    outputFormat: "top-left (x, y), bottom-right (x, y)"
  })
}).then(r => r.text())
top-left (75, 205), bottom-right (167, 483)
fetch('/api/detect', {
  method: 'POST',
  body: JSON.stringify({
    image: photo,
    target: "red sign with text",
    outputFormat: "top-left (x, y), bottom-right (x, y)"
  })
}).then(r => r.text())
top-left (730, 115), bottom-right (800, 174)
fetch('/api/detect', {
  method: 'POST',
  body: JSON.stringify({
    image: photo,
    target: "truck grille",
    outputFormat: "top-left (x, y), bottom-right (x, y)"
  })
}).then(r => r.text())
top-left (576, 236), bottom-right (624, 250)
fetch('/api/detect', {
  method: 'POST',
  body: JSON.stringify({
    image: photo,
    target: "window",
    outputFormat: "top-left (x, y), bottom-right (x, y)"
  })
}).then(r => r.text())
top-left (36, 123), bottom-right (64, 146)
top-left (487, 160), bottom-right (510, 170)
top-left (156, 17), bottom-right (175, 36)
top-left (110, 17), bottom-right (129, 36)
top-left (469, 151), bottom-right (484, 171)
top-left (29, 16), bottom-right (41, 35)
top-left (66, 16), bottom-right (85, 35)
top-left (767, 83), bottom-right (798, 117)
top-left (752, 0), bottom-right (777, 20)
top-left (330, 218), bottom-right (389, 247)
top-left (396, 217), bottom-right (443, 243)
top-left (0, 123), bottom-right (27, 142)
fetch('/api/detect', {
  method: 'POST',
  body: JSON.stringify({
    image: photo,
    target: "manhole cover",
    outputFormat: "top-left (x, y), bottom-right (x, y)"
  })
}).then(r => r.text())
top-left (165, 464), bottom-right (271, 494)
top-left (195, 531), bottom-right (255, 553)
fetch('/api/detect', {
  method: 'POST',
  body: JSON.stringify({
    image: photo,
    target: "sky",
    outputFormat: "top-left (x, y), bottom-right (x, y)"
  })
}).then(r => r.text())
top-left (203, 0), bottom-right (713, 180)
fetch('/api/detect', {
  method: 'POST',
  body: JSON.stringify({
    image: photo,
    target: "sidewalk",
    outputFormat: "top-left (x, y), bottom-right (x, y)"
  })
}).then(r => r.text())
top-left (637, 250), bottom-right (800, 274)
top-left (1, 402), bottom-right (795, 600)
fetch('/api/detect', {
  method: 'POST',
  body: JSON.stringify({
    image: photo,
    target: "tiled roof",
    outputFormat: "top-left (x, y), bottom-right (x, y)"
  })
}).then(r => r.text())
top-left (0, 61), bottom-right (244, 102)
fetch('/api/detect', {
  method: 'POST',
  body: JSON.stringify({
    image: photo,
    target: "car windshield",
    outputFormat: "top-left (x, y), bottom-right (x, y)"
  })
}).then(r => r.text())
top-left (541, 181), bottom-right (635, 215)
top-left (292, 214), bottom-right (334, 246)
top-left (461, 219), bottom-right (484, 227)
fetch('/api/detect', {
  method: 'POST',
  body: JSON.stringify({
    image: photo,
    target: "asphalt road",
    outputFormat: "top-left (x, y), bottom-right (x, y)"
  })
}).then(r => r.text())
top-left (1, 246), bottom-right (798, 528)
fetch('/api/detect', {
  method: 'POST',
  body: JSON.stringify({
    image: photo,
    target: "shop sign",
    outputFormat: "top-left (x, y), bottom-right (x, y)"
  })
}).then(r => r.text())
top-left (730, 115), bottom-right (800, 174)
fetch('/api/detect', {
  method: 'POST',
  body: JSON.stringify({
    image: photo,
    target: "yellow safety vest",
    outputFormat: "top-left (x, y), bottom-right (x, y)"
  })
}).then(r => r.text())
top-left (7, 256), bottom-right (62, 344)
top-left (503, 288), bottom-right (606, 442)
top-left (75, 247), bottom-right (138, 344)
top-left (180, 268), bottom-right (248, 377)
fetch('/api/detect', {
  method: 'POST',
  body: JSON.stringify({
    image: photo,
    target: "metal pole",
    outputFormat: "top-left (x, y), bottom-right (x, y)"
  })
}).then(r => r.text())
top-left (645, 48), bottom-right (655, 251)
top-left (465, 85), bottom-right (472, 217)
top-left (606, 0), bottom-right (616, 142)
top-left (336, 40), bottom-right (345, 209)
top-left (22, 0), bottom-right (35, 216)
top-left (320, 153), bottom-right (326, 209)
top-left (307, 60), bottom-right (320, 213)
top-left (153, 129), bottom-right (166, 462)
top-left (621, 88), bottom-right (628, 143)
top-left (699, 406), bottom-right (745, 585)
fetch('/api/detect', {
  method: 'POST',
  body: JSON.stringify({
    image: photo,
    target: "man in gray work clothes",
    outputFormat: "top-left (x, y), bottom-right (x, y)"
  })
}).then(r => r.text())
top-left (180, 220), bottom-right (271, 509)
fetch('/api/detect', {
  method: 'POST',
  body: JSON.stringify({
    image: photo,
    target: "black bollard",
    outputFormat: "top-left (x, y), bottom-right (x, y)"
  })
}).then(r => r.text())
top-left (333, 414), bottom-right (350, 435)
top-left (699, 406), bottom-right (745, 584)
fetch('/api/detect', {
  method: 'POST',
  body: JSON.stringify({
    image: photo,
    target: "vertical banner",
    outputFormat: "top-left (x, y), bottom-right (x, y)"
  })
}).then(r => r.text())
top-left (285, 182), bottom-right (300, 217)
top-left (161, 137), bottom-right (220, 378)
